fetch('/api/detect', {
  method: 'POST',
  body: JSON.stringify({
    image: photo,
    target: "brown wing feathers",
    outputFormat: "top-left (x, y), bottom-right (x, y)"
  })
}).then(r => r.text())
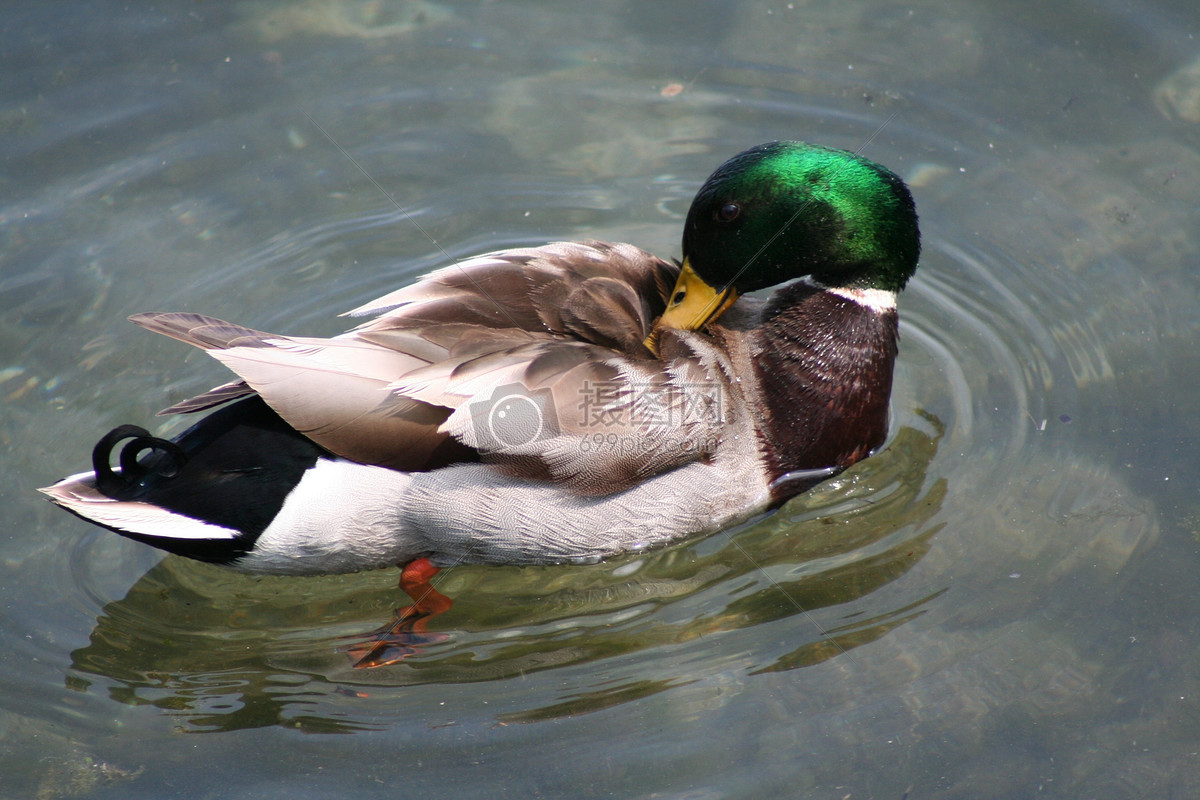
top-left (132, 242), bottom-right (686, 487)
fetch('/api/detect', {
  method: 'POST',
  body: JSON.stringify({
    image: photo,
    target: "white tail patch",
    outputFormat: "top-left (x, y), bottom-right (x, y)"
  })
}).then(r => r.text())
top-left (39, 472), bottom-right (239, 541)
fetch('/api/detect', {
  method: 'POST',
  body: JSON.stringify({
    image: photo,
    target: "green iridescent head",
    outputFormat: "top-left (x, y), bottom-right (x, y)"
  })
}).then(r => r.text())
top-left (682, 141), bottom-right (920, 294)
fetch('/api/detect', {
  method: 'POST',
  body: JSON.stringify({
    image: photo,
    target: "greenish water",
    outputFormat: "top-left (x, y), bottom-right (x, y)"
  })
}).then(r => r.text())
top-left (4, 0), bottom-right (1200, 797)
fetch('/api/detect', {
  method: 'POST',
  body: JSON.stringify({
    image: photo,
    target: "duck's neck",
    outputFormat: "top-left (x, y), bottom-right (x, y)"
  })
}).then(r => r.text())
top-left (749, 280), bottom-right (900, 503)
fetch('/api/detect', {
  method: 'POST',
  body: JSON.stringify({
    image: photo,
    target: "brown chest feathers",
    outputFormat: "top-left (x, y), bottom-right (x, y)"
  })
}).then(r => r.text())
top-left (748, 283), bottom-right (899, 502)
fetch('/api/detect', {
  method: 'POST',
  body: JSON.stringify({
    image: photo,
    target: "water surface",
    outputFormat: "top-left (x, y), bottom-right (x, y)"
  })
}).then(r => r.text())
top-left (4, 1), bottom-right (1200, 797)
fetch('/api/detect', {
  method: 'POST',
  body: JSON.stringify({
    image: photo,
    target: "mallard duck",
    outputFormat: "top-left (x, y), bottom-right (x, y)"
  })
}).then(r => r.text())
top-left (41, 141), bottom-right (919, 642)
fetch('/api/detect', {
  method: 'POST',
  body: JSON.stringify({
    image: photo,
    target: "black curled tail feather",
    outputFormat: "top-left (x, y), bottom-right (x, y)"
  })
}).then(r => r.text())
top-left (92, 424), bottom-right (188, 498)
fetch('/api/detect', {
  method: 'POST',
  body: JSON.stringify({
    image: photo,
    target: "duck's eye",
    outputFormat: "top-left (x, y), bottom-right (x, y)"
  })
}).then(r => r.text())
top-left (716, 202), bottom-right (741, 222)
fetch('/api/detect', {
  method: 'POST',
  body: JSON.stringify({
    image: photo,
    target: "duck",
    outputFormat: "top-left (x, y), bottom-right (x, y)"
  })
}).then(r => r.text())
top-left (41, 141), bottom-right (920, 663)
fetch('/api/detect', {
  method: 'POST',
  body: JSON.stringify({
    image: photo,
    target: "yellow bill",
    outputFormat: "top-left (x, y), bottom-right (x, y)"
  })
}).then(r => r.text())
top-left (644, 259), bottom-right (739, 355)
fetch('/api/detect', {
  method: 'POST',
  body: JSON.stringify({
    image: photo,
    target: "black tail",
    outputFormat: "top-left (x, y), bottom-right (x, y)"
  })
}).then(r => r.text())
top-left (91, 397), bottom-right (329, 555)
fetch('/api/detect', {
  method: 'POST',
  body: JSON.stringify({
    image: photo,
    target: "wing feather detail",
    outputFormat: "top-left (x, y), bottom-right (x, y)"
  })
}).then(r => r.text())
top-left (129, 241), bottom-right (719, 492)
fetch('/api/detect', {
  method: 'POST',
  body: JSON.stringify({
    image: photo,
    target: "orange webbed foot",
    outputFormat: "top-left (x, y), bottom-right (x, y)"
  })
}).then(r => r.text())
top-left (343, 557), bottom-right (454, 668)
